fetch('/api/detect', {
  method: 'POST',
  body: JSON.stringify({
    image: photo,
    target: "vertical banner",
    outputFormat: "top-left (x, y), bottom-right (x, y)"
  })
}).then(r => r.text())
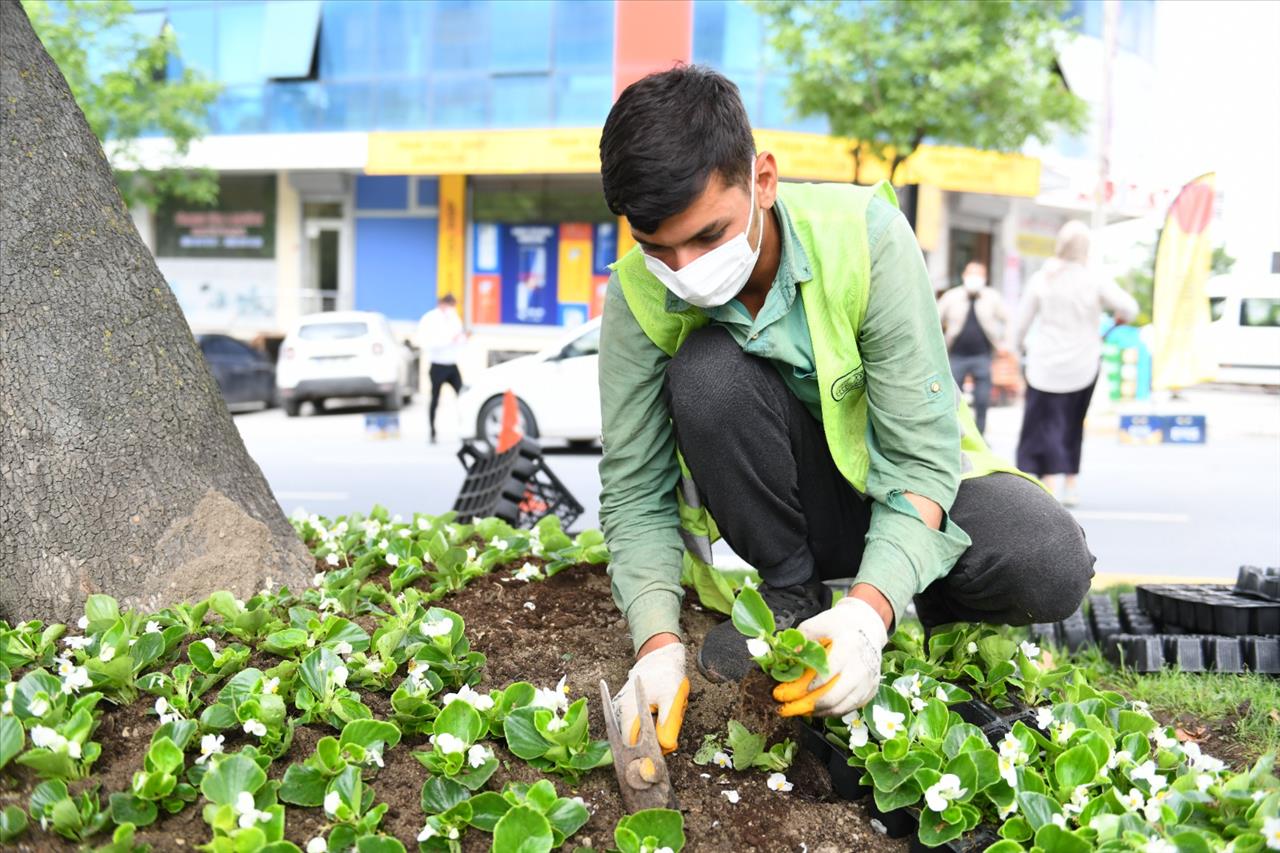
top-left (470, 222), bottom-right (501, 325)
top-left (591, 222), bottom-right (616, 318)
top-left (1151, 173), bottom-right (1218, 391)
top-left (557, 223), bottom-right (593, 326)
top-left (500, 224), bottom-right (559, 325)
top-left (437, 174), bottom-right (466, 305)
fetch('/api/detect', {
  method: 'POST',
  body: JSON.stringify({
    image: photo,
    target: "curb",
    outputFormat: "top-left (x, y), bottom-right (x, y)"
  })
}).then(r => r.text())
top-left (1090, 572), bottom-right (1232, 588)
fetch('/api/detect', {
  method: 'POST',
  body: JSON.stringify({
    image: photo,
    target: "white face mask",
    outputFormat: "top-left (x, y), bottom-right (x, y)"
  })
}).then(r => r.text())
top-left (642, 162), bottom-right (763, 309)
top-left (963, 275), bottom-right (985, 293)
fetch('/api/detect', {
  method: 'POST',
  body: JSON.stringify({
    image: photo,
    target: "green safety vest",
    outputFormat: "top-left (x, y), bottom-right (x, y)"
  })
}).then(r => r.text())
top-left (609, 180), bottom-right (1035, 597)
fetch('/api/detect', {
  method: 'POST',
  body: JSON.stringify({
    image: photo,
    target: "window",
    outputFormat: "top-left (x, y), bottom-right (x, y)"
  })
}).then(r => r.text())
top-left (298, 322), bottom-right (369, 340)
top-left (561, 325), bottom-right (601, 359)
top-left (1209, 297), bottom-right (1226, 322)
top-left (491, 75), bottom-right (552, 128)
top-left (431, 1), bottom-right (488, 71)
top-left (490, 0), bottom-right (553, 73)
top-left (1241, 299), bottom-right (1280, 328)
top-left (167, 5), bottom-right (215, 80)
top-left (553, 0), bottom-right (613, 68)
top-left (378, 1), bottom-right (433, 77)
top-left (260, 0), bottom-right (321, 79)
top-left (216, 2), bottom-right (266, 86)
top-left (318, 0), bottom-right (380, 79)
top-left (432, 75), bottom-right (489, 128)
top-left (155, 175), bottom-right (276, 259)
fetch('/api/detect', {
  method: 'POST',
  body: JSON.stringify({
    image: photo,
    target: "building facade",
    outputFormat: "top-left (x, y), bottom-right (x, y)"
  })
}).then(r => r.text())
top-left (119, 0), bottom-right (1157, 355)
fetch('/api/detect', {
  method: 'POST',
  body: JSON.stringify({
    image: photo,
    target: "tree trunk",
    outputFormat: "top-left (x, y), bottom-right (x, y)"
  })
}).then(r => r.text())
top-left (0, 0), bottom-right (312, 623)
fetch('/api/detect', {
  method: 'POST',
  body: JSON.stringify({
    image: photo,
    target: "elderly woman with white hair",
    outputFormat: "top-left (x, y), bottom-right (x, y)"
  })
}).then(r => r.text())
top-left (1009, 220), bottom-right (1139, 505)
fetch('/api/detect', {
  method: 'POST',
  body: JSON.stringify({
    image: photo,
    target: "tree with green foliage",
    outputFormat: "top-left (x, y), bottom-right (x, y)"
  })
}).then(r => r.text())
top-left (22, 0), bottom-right (221, 210)
top-left (756, 0), bottom-right (1089, 184)
top-left (1117, 234), bottom-right (1236, 326)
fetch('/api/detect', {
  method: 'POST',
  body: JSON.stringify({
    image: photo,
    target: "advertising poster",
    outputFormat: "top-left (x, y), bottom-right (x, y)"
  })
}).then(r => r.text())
top-left (557, 223), bottom-right (593, 327)
top-left (470, 223), bottom-right (502, 324)
top-left (500, 224), bottom-right (559, 326)
top-left (591, 222), bottom-right (616, 319)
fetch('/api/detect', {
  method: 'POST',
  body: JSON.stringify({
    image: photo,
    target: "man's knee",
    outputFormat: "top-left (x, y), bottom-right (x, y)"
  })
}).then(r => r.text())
top-left (664, 326), bottom-right (760, 430)
top-left (1007, 518), bottom-right (1096, 623)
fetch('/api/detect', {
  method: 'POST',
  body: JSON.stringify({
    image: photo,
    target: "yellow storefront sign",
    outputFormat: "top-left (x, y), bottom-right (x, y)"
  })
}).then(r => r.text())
top-left (368, 128), bottom-right (1040, 198)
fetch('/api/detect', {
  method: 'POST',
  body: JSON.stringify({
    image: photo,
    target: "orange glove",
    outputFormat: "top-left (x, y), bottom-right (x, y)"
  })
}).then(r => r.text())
top-left (612, 643), bottom-right (689, 754)
top-left (773, 597), bottom-right (887, 718)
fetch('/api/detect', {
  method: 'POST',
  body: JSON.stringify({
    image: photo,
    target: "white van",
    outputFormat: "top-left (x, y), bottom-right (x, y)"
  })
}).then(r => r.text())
top-left (1207, 273), bottom-right (1280, 386)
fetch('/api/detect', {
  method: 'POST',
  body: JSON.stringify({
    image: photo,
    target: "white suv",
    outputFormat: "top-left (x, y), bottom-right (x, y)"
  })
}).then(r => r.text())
top-left (276, 311), bottom-right (415, 416)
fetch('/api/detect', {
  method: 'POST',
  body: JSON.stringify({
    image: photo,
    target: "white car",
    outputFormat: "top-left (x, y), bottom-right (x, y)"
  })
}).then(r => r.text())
top-left (1207, 273), bottom-right (1280, 386)
top-left (277, 311), bottom-right (416, 416)
top-left (457, 318), bottom-right (601, 446)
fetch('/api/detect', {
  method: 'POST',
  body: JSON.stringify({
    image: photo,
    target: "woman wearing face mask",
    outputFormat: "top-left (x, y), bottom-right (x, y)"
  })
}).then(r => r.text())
top-left (1009, 221), bottom-right (1139, 506)
top-left (936, 262), bottom-right (1009, 434)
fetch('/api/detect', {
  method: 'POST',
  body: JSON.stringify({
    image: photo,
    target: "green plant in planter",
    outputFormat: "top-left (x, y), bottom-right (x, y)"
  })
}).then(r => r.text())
top-left (320, 764), bottom-right (393, 848)
top-left (107, 719), bottom-right (200, 827)
top-left (186, 636), bottom-right (251, 692)
top-left (465, 779), bottom-right (591, 853)
top-left (279, 719), bottom-right (402, 807)
top-left (15, 705), bottom-right (101, 781)
top-left (198, 667), bottom-right (294, 758)
top-left (294, 646), bottom-right (372, 729)
top-left (412, 699), bottom-right (498, 791)
top-left (0, 618), bottom-right (64, 669)
top-left (137, 662), bottom-right (209, 721)
top-left (613, 808), bottom-right (686, 853)
top-left (405, 608), bottom-right (485, 691)
top-left (198, 750), bottom-right (291, 852)
top-left (693, 720), bottom-right (796, 772)
top-left (730, 587), bottom-right (828, 682)
top-left (28, 779), bottom-right (110, 843)
top-left (263, 608), bottom-right (371, 661)
top-left (389, 662), bottom-right (445, 736)
top-left (0, 804), bottom-right (26, 844)
top-left (207, 591), bottom-right (284, 646)
top-left (503, 690), bottom-right (612, 782)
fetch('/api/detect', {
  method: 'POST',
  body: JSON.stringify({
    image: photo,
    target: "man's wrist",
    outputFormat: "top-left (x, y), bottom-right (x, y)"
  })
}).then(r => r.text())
top-left (847, 583), bottom-right (894, 633)
top-left (637, 632), bottom-right (681, 659)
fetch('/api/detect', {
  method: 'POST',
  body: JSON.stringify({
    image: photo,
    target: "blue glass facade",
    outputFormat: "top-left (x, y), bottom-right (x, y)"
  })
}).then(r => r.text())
top-left (156, 0), bottom-right (616, 134)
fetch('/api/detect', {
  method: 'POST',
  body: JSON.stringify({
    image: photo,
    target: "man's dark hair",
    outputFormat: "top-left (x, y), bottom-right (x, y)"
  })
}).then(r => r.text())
top-left (440, 293), bottom-right (456, 306)
top-left (600, 65), bottom-right (755, 234)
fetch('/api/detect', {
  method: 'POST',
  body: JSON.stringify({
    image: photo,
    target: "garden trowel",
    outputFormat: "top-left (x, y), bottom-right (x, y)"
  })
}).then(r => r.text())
top-left (599, 679), bottom-right (678, 812)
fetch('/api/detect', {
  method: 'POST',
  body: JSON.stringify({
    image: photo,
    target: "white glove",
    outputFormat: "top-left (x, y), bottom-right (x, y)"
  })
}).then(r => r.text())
top-left (611, 642), bottom-right (690, 754)
top-left (783, 596), bottom-right (888, 719)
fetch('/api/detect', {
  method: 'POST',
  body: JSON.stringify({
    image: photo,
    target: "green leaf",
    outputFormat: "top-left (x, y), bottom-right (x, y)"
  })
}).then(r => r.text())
top-left (730, 587), bottom-right (775, 638)
top-left (200, 753), bottom-right (266, 806)
top-left (262, 629), bottom-right (309, 655)
top-left (147, 737), bottom-right (184, 774)
top-left (188, 640), bottom-right (215, 673)
top-left (1033, 823), bottom-right (1093, 853)
top-left (985, 841), bottom-right (1028, 853)
top-left (0, 805), bottom-right (28, 844)
top-left (1054, 745), bottom-right (1099, 791)
top-left (435, 698), bottom-right (483, 745)
top-left (339, 719), bottom-right (402, 752)
top-left (279, 765), bottom-right (329, 807)
top-left (108, 792), bottom-right (158, 828)
top-left (85, 594), bottom-right (120, 626)
top-left (493, 804), bottom-right (553, 853)
top-left (0, 716), bottom-right (23, 770)
top-left (504, 708), bottom-right (549, 760)
top-left (421, 777), bottom-right (470, 816)
top-left (356, 836), bottom-right (406, 853)
top-left (917, 805), bottom-right (965, 847)
top-left (1015, 791), bottom-right (1061, 832)
top-left (998, 816), bottom-right (1033, 842)
top-left (545, 796), bottom-right (589, 841)
top-left (466, 791), bottom-right (511, 831)
top-left (131, 633), bottom-right (166, 671)
top-left (615, 809), bottom-right (685, 853)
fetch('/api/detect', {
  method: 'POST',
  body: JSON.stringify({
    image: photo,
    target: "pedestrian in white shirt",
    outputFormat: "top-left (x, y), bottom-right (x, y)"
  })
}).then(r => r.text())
top-left (1009, 221), bottom-right (1138, 505)
top-left (416, 294), bottom-right (467, 443)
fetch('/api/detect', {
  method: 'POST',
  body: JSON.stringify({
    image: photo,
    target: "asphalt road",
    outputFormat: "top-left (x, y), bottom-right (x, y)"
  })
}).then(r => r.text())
top-left (234, 386), bottom-right (1280, 583)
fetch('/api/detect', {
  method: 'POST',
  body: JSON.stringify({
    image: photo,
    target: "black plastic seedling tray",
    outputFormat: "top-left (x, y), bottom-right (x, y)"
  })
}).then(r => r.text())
top-left (867, 800), bottom-right (920, 839)
top-left (1243, 636), bottom-right (1280, 673)
top-left (1104, 633), bottom-right (1278, 674)
top-left (1236, 565), bottom-right (1280, 602)
top-left (907, 826), bottom-right (1001, 853)
top-left (1139, 584), bottom-right (1280, 636)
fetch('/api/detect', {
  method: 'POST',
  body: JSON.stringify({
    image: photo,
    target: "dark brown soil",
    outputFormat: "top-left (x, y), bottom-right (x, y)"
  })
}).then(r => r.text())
top-left (0, 563), bottom-right (904, 852)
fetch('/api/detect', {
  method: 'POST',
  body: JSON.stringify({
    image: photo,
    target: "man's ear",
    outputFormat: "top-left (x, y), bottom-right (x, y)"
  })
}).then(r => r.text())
top-left (757, 151), bottom-right (780, 210)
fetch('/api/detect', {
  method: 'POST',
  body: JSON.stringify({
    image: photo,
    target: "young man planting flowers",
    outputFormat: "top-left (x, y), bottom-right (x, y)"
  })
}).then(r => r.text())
top-left (599, 66), bottom-right (1094, 750)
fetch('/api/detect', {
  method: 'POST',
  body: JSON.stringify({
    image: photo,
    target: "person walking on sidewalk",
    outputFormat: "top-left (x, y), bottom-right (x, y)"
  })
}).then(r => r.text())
top-left (937, 262), bottom-right (1008, 434)
top-left (597, 66), bottom-right (1095, 752)
top-left (1009, 221), bottom-right (1138, 506)
top-left (416, 294), bottom-right (467, 443)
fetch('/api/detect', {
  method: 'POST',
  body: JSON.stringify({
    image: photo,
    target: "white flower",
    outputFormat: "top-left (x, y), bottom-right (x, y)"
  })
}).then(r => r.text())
top-left (198, 638), bottom-right (217, 653)
top-left (766, 772), bottom-right (793, 793)
top-left (417, 823), bottom-right (437, 842)
top-left (1181, 742), bottom-right (1227, 774)
top-left (466, 546), bottom-right (477, 562)
top-left (330, 665), bottom-right (349, 688)
top-left (746, 638), bottom-right (771, 658)
top-left (98, 645), bottom-right (116, 662)
top-left (1143, 789), bottom-right (1170, 823)
top-left (531, 677), bottom-right (570, 713)
top-left (196, 734), bottom-right (224, 764)
top-left (722, 789), bottom-right (740, 804)
top-left (63, 635), bottom-right (91, 650)
top-left (415, 517), bottom-right (430, 531)
top-left (61, 666), bottom-right (91, 694)
top-left (966, 641), bottom-right (978, 654)
top-left (523, 601), bottom-right (536, 611)
top-left (243, 718), bottom-right (268, 737)
top-left (1130, 760), bottom-right (1167, 794)
top-left (925, 773), bottom-right (967, 812)
top-left (420, 617), bottom-right (452, 638)
top-left (1119, 788), bottom-right (1145, 811)
top-left (1054, 720), bottom-right (1077, 744)
top-left (67, 740), bottom-right (82, 759)
top-left (30, 725), bottom-right (60, 749)
top-left (407, 658), bottom-right (430, 682)
top-left (314, 571), bottom-right (327, 586)
top-left (842, 710), bottom-right (869, 748)
top-left (319, 596), bottom-right (341, 612)
top-left (333, 641), bottom-right (353, 656)
top-left (145, 621), bottom-right (162, 634)
top-left (1152, 729), bottom-right (1179, 751)
top-left (307, 837), bottom-right (328, 853)
top-left (1261, 816), bottom-right (1280, 850)
top-left (467, 744), bottom-right (492, 768)
top-left (263, 677), bottom-right (280, 695)
top-left (1051, 813), bottom-right (1067, 828)
top-left (234, 791), bottom-right (271, 828)
top-left (712, 751), bottom-right (733, 769)
top-left (998, 755), bottom-right (1019, 788)
top-left (546, 716), bottom-right (568, 731)
top-left (907, 672), bottom-right (922, 696)
top-left (443, 684), bottom-right (495, 712)
top-left (323, 791), bottom-right (341, 816)
top-left (77, 616), bottom-right (89, 630)
top-left (386, 553), bottom-right (400, 567)
top-left (155, 697), bottom-right (170, 715)
top-left (998, 733), bottom-right (1024, 761)
top-left (0, 700), bottom-right (10, 715)
top-left (1195, 774), bottom-right (1214, 793)
top-left (1145, 839), bottom-right (1177, 853)
top-left (1062, 784), bottom-right (1090, 816)
top-left (489, 537), bottom-right (509, 551)
top-left (935, 686), bottom-right (948, 702)
top-left (377, 538), bottom-right (389, 551)
top-left (997, 799), bottom-right (1018, 820)
top-left (366, 744), bottom-right (385, 768)
top-left (910, 696), bottom-right (926, 713)
top-left (398, 529), bottom-right (411, 538)
top-left (325, 553), bottom-right (339, 567)
top-left (1035, 707), bottom-right (1054, 730)
top-left (1019, 640), bottom-right (1040, 660)
top-left (1254, 790), bottom-right (1268, 802)
top-left (514, 562), bottom-right (542, 582)
top-left (434, 733), bottom-right (467, 755)
top-left (28, 696), bottom-right (50, 717)
top-left (872, 705), bottom-right (906, 739)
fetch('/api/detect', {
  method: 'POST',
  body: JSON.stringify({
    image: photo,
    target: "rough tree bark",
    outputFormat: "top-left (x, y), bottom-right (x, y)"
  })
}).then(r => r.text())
top-left (0, 0), bottom-right (313, 622)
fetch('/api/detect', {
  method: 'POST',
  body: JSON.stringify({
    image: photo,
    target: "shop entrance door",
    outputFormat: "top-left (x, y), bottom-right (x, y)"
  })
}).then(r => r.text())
top-left (302, 201), bottom-right (346, 314)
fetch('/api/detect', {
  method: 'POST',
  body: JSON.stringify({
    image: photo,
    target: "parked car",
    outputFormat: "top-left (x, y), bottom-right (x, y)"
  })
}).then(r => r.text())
top-left (1207, 273), bottom-right (1280, 386)
top-left (276, 311), bottom-right (416, 416)
top-left (197, 334), bottom-right (276, 410)
top-left (456, 318), bottom-right (601, 446)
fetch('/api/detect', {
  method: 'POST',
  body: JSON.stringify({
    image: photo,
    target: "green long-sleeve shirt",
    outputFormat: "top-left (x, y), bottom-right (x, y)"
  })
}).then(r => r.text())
top-left (599, 194), bottom-right (973, 652)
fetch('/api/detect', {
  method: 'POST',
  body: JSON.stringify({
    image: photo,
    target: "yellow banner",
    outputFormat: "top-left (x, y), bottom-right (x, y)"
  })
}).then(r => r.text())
top-left (436, 174), bottom-right (466, 303)
top-left (368, 128), bottom-right (1040, 197)
top-left (1151, 173), bottom-right (1218, 390)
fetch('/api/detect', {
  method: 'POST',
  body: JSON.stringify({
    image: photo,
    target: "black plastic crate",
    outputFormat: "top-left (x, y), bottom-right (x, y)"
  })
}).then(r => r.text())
top-left (1059, 608), bottom-right (1093, 651)
top-left (1162, 636), bottom-right (1206, 672)
top-left (1243, 637), bottom-right (1280, 674)
top-left (795, 720), bottom-right (831, 766)
top-left (1029, 622), bottom-right (1058, 647)
top-left (908, 826), bottom-right (1001, 853)
top-left (868, 801), bottom-right (919, 839)
top-left (452, 438), bottom-right (584, 530)
top-left (1107, 634), bottom-right (1165, 672)
top-left (1203, 636), bottom-right (1244, 673)
top-left (827, 751), bottom-right (872, 802)
top-left (1236, 565), bottom-right (1280, 602)
top-left (951, 699), bottom-right (1000, 728)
